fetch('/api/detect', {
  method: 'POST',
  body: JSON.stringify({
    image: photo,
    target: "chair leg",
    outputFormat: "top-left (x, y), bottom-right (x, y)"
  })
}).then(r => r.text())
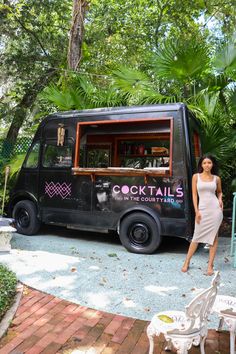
top-left (147, 333), bottom-right (154, 354)
top-left (229, 330), bottom-right (235, 354)
top-left (147, 324), bottom-right (155, 354)
top-left (171, 340), bottom-right (191, 354)
top-left (200, 336), bottom-right (206, 354)
top-left (164, 339), bottom-right (172, 351)
top-left (217, 317), bottom-right (224, 331)
top-left (231, 194), bottom-right (236, 256)
top-left (176, 347), bottom-right (188, 354)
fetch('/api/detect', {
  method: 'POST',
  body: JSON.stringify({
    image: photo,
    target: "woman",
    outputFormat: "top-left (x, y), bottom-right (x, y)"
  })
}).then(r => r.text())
top-left (181, 154), bottom-right (223, 275)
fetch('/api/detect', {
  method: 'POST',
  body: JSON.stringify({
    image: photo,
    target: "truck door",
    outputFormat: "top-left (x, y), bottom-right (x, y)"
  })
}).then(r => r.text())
top-left (39, 138), bottom-right (77, 224)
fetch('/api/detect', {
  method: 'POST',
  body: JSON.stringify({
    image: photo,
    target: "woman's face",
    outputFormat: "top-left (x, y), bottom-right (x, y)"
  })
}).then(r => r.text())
top-left (201, 158), bottom-right (213, 172)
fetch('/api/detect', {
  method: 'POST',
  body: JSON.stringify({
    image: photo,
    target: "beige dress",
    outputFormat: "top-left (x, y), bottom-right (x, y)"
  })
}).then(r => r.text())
top-left (192, 174), bottom-right (223, 245)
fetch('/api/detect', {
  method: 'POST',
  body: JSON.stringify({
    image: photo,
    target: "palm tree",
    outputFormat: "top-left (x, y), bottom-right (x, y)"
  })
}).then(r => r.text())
top-left (109, 37), bottom-right (236, 205)
top-left (40, 74), bottom-right (125, 111)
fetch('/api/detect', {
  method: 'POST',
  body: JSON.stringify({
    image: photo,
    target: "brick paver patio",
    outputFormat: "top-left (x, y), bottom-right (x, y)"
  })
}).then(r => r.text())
top-left (0, 285), bottom-right (231, 354)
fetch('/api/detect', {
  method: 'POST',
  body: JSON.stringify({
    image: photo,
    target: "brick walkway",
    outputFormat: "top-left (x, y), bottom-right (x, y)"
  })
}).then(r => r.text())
top-left (0, 286), bottom-right (231, 354)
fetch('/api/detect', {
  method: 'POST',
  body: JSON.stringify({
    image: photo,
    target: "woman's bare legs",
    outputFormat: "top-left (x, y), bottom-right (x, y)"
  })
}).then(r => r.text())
top-left (207, 235), bottom-right (218, 276)
top-left (181, 242), bottom-right (199, 272)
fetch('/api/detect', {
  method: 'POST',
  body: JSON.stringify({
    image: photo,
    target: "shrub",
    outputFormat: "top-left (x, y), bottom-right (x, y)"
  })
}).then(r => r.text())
top-left (0, 154), bottom-right (25, 215)
top-left (0, 264), bottom-right (17, 322)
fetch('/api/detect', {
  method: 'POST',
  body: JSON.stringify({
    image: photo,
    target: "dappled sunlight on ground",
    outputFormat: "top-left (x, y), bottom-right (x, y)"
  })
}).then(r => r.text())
top-left (88, 266), bottom-right (100, 271)
top-left (70, 348), bottom-right (99, 353)
top-left (0, 232), bottom-right (235, 328)
top-left (122, 297), bottom-right (136, 308)
top-left (2, 249), bottom-right (83, 275)
top-left (144, 284), bottom-right (178, 296)
top-left (84, 291), bottom-right (118, 309)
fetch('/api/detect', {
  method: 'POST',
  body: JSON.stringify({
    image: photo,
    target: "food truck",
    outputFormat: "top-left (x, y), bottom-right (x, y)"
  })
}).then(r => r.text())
top-left (9, 103), bottom-right (201, 254)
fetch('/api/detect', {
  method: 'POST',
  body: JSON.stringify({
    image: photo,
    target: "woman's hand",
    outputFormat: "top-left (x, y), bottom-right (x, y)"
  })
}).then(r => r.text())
top-left (219, 199), bottom-right (223, 209)
top-left (195, 211), bottom-right (201, 224)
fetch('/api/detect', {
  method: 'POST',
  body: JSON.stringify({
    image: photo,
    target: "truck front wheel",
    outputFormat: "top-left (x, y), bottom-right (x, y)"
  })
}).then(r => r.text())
top-left (13, 200), bottom-right (41, 235)
top-left (119, 212), bottom-right (162, 254)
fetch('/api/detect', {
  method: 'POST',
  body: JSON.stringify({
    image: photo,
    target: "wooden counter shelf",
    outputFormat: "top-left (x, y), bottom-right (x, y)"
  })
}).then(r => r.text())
top-left (72, 167), bottom-right (169, 182)
top-left (119, 153), bottom-right (169, 157)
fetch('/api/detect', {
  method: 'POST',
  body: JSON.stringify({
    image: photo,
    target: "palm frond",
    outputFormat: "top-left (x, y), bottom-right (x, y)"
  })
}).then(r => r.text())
top-left (200, 123), bottom-right (235, 160)
top-left (200, 92), bottom-right (220, 118)
top-left (40, 84), bottom-right (84, 111)
top-left (152, 39), bottom-right (210, 82)
top-left (223, 88), bottom-right (236, 121)
top-left (88, 87), bottom-right (125, 108)
top-left (188, 96), bottom-right (215, 123)
top-left (139, 88), bottom-right (177, 105)
top-left (111, 66), bottom-right (152, 96)
top-left (75, 76), bottom-right (97, 100)
top-left (213, 38), bottom-right (236, 74)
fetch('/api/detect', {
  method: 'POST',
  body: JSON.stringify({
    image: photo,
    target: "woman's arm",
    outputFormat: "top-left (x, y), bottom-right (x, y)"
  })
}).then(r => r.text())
top-left (192, 174), bottom-right (201, 223)
top-left (216, 176), bottom-right (223, 209)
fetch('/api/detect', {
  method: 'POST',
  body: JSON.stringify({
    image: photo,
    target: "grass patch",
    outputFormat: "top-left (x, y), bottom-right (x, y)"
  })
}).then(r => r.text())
top-left (0, 264), bottom-right (17, 322)
top-left (107, 253), bottom-right (118, 257)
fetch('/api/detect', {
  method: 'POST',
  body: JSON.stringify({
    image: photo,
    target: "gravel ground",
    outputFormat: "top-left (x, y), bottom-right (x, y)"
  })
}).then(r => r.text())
top-left (0, 226), bottom-right (235, 329)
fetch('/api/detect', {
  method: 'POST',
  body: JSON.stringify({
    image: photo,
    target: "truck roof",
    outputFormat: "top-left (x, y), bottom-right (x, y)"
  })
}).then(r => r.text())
top-left (44, 103), bottom-right (186, 121)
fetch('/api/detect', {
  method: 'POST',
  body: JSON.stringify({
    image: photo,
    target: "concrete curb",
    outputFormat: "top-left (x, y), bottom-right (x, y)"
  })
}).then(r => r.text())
top-left (0, 282), bottom-right (24, 339)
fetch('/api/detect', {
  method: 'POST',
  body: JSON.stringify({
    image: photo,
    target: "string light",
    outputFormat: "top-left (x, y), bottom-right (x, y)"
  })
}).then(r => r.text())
top-left (6, 60), bottom-right (112, 79)
top-left (53, 66), bottom-right (110, 79)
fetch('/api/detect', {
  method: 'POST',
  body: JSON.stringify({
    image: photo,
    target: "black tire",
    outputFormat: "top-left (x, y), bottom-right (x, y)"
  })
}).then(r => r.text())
top-left (119, 212), bottom-right (162, 254)
top-left (13, 200), bottom-right (41, 235)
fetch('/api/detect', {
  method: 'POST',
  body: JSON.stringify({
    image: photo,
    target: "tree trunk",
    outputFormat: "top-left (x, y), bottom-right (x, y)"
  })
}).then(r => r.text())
top-left (67, 0), bottom-right (89, 70)
top-left (5, 68), bottom-right (56, 148)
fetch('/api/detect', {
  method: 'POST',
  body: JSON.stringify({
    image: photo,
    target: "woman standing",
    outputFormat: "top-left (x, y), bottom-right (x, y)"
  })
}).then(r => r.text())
top-left (181, 155), bottom-right (223, 275)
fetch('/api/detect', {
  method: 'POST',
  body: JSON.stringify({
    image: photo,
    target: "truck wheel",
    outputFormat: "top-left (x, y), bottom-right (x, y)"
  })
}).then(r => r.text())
top-left (13, 200), bottom-right (41, 235)
top-left (119, 212), bottom-right (162, 254)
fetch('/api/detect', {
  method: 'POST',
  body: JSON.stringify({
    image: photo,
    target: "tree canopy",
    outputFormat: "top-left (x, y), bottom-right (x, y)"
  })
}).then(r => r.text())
top-left (0, 0), bottom-right (72, 139)
top-left (0, 0), bottom-right (236, 202)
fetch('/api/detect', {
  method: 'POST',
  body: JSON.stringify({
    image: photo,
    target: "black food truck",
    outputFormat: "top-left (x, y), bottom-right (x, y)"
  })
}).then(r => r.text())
top-left (9, 103), bottom-right (201, 254)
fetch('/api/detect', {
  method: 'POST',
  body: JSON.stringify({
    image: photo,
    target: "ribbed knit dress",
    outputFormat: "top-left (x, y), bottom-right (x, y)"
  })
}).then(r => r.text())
top-left (192, 174), bottom-right (223, 245)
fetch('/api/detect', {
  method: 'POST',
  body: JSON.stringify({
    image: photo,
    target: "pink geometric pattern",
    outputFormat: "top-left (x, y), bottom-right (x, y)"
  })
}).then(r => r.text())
top-left (45, 181), bottom-right (72, 199)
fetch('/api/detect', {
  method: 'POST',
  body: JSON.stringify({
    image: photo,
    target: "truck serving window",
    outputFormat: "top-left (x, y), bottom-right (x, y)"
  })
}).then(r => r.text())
top-left (73, 117), bottom-right (173, 177)
top-left (42, 143), bottom-right (72, 168)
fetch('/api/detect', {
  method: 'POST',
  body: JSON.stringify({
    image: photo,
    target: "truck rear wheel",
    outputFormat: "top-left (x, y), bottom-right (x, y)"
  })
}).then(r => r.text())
top-left (119, 212), bottom-right (162, 254)
top-left (13, 200), bottom-right (41, 235)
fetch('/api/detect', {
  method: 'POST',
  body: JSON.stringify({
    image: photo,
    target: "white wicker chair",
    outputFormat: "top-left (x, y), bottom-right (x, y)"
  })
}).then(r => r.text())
top-left (147, 271), bottom-right (220, 354)
top-left (213, 294), bottom-right (236, 354)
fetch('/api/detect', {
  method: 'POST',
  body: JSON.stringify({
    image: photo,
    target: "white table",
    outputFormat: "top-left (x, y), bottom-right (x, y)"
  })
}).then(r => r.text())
top-left (213, 295), bottom-right (236, 354)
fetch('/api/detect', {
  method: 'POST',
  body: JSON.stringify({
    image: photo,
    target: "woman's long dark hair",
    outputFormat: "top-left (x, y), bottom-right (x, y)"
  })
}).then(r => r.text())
top-left (197, 154), bottom-right (219, 175)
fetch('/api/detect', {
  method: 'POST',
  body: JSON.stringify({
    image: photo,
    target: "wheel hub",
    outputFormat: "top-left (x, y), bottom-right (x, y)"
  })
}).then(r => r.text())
top-left (17, 209), bottom-right (30, 228)
top-left (129, 223), bottom-right (149, 244)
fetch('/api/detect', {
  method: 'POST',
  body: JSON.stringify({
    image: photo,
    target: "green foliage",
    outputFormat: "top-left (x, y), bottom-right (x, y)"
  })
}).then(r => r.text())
top-left (1, 0), bottom-right (236, 208)
top-left (109, 66), bottom-right (175, 105)
top-left (41, 85), bottom-right (83, 111)
top-left (0, 154), bottom-right (26, 214)
top-left (7, 155), bottom-right (25, 180)
top-left (232, 178), bottom-right (236, 192)
top-left (199, 123), bottom-right (236, 165)
top-left (214, 38), bottom-right (236, 75)
top-left (84, 0), bottom-right (235, 72)
top-left (0, 264), bottom-right (17, 322)
top-left (40, 74), bottom-right (125, 110)
top-left (111, 67), bottom-right (152, 104)
top-left (0, 0), bottom-right (72, 136)
top-left (152, 39), bottom-right (210, 83)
